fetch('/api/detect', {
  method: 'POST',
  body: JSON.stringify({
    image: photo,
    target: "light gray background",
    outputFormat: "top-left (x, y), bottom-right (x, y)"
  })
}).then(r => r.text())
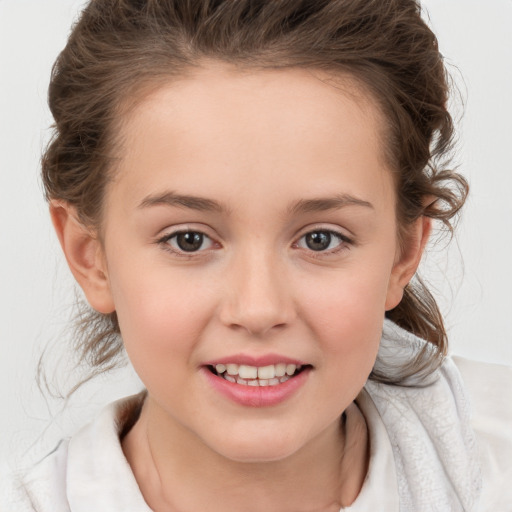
top-left (1, 0), bottom-right (511, 469)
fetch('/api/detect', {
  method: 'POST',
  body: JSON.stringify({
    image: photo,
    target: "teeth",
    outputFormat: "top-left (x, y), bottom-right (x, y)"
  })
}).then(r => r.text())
top-left (257, 365), bottom-right (275, 380)
top-left (286, 364), bottom-right (297, 376)
top-left (213, 362), bottom-right (306, 386)
top-left (238, 365), bottom-right (258, 379)
top-left (226, 364), bottom-right (239, 375)
top-left (216, 363), bottom-right (301, 377)
top-left (275, 363), bottom-right (286, 377)
top-left (231, 376), bottom-right (286, 386)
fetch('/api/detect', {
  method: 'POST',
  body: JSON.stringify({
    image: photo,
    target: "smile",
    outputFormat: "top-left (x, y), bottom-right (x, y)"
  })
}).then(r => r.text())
top-left (202, 356), bottom-right (312, 407)
top-left (209, 363), bottom-right (308, 387)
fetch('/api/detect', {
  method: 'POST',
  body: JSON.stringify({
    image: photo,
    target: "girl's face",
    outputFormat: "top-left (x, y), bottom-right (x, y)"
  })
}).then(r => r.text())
top-left (94, 65), bottom-right (416, 462)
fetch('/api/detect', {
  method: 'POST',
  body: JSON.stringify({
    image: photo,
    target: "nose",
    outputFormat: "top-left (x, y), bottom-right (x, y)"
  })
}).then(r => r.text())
top-left (219, 250), bottom-right (295, 337)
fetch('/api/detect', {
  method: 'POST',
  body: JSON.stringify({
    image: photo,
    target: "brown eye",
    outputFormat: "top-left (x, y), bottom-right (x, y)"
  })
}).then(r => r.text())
top-left (305, 231), bottom-right (332, 251)
top-left (168, 231), bottom-right (213, 252)
top-left (297, 230), bottom-right (348, 253)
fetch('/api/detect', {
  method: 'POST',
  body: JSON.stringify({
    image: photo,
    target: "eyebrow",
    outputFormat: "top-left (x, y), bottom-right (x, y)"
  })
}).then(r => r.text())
top-left (138, 191), bottom-right (228, 213)
top-left (138, 191), bottom-right (374, 215)
top-left (287, 194), bottom-right (374, 215)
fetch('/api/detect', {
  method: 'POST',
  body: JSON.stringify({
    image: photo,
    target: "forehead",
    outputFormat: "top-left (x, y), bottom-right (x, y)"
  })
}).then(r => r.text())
top-left (119, 63), bottom-right (387, 154)
top-left (109, 64), bottom-right (394, 216)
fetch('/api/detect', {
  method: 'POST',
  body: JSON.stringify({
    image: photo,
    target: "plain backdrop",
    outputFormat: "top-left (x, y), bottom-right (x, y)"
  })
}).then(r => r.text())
top-left (1, 0), bottom-right (511, 469)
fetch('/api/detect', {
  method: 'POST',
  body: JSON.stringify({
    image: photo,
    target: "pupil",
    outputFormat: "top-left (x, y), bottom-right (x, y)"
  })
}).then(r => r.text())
top-left (306, 231), bottom-right (331, 251)
top-left (177, 232), bottom-right (203, 252)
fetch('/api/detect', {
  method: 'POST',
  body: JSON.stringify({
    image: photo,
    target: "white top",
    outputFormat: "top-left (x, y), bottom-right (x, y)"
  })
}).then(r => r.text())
top-left (2, 322), bottom-right (512, 511)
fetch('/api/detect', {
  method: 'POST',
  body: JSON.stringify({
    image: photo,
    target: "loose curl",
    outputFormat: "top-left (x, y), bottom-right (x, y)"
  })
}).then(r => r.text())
top-left (42, 0), bottom-right (468, 390)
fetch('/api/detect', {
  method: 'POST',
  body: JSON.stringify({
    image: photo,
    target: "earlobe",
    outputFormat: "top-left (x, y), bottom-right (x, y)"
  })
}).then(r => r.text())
top-left (385, 216), bottom-right (432, 311)
top-left (50, 201), bottom-right (115, 314)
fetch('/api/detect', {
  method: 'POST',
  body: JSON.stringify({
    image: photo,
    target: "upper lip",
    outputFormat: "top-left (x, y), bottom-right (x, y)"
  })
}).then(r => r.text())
top-left (202, 353), bottom-right (309, 367)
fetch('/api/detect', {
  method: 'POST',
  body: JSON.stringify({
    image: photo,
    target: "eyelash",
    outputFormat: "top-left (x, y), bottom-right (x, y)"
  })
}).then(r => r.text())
top-left (157, 230), bottom-right (216, 258)
top-left (293, 229), bottom-right (353, 257)
top-left (157, 228), bottom-right (353, 258)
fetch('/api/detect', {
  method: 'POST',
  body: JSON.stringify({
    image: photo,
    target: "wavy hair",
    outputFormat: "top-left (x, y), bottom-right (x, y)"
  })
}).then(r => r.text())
top-left (42, 0), bottom-right (468, 389)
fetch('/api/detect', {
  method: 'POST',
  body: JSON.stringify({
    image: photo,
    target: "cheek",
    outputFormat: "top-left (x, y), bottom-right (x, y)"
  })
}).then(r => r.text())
top-left (107, 262), bottom-right (217, 374)
top-left (296, 266), bottom-right (391, 367)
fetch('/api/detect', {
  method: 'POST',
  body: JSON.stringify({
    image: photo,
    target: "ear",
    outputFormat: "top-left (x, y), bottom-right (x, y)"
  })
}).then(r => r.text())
top-left (50, 201), bottom-right (115, 314)
top-left (385, 216), bottom-right (432, 311)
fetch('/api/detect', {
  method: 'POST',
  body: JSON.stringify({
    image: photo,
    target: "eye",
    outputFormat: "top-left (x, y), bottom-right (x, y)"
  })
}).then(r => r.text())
top-left (163, 231), bottom-right (214, 253)
top-left (296, 230), bottom-right (348, 252)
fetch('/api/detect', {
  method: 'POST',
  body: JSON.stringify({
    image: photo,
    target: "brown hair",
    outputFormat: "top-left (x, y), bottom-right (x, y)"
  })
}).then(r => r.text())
top-left (42, 0), bottom-right (467, 388)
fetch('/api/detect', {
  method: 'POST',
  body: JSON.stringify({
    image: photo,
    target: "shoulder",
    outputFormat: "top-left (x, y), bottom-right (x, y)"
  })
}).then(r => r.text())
top-left (0, 439), bottom-right (70, 512)
top-left (452, 355), bottom-right (512, 426)
top-left (365, 321), bottom-right (512, 511)
top-left (365, 353), bottom-right (482, 511)
top-left (452, 356), bottom-right (512, 510)
top-left (0, 392), bottom-right (147, 512)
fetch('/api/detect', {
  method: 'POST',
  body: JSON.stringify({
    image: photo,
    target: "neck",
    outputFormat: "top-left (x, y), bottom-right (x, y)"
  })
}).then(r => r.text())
top-left (122, 398), bottom-right (368, 512)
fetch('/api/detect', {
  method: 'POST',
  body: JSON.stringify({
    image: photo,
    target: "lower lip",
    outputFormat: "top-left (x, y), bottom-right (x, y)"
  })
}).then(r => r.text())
top-left (201, 367), bottom-right (311, 407)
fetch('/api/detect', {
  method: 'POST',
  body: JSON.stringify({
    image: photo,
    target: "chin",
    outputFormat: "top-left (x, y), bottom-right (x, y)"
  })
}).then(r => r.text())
top-left (205, 428), bottom-right (307, 464)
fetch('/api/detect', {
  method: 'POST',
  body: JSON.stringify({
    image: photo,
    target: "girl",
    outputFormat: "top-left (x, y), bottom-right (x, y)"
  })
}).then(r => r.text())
top-left (2, 0), bottom-right (511, 510)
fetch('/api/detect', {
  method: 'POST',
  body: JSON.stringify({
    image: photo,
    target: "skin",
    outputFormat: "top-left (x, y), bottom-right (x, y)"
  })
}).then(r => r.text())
top-left (51, 64), bottom-right (430, 511)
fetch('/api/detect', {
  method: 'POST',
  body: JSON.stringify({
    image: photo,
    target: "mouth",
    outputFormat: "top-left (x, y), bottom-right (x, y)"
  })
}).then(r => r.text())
top-left (207, 362), bottom-right (311, 387)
